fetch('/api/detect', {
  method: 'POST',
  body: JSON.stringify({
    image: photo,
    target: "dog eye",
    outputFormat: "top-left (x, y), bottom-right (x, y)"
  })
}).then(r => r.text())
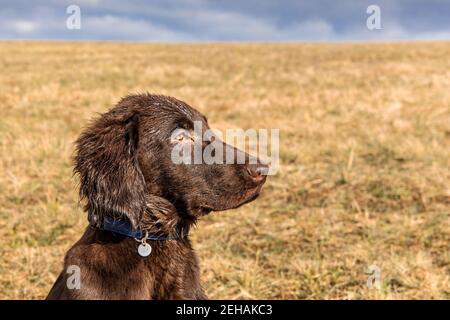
top-left (171, 128), bottom-right (193, 143)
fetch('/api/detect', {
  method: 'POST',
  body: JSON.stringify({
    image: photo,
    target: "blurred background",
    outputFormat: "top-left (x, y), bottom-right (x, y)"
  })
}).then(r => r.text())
top-left (0, 0), bottom-right (449, 299)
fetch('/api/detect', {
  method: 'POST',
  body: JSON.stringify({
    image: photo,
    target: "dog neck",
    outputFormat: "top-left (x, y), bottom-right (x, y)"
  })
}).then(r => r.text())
top-left (99, 215), bottom-right (190, 241)
top-left (87, 195), bottom-right (194, 241)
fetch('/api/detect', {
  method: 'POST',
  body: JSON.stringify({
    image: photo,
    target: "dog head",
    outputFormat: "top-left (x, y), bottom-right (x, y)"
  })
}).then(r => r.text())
top-left (75, 94), bottom-right (268, 228)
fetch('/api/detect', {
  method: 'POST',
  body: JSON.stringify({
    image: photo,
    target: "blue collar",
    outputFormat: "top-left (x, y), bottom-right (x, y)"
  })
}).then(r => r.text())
top-left (100, 216), bottom-right (189, 241)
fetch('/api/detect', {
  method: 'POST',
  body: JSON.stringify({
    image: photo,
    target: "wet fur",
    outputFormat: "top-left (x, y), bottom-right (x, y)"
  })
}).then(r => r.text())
top-left (47, 94), bottom-right (267, 300)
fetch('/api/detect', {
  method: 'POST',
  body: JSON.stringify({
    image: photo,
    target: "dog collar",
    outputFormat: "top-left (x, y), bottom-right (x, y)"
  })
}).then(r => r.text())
top-left (100, 216), bottom-right (189, 241)
top-left (98, 216), bottom-right (190, 257)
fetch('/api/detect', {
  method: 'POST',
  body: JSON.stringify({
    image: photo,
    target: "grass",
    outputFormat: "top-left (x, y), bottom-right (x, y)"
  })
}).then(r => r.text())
top-left (0, 41), bottom-right (449, 299)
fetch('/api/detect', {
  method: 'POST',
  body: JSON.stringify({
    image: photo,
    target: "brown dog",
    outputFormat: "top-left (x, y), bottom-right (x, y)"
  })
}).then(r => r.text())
top-left (47, 94), bottom-right (267, 299)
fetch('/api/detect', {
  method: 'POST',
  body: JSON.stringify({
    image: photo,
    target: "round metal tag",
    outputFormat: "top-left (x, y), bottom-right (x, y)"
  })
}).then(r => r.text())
top-left (138, 243), bottom-right (152, 257)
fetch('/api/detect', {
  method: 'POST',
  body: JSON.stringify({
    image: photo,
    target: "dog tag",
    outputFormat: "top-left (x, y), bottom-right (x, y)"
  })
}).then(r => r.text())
top-left (138, 243), bottom-right (152, 257)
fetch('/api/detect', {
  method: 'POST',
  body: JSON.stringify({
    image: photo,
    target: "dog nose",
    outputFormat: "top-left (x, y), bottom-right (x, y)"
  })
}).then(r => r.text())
top-left (246, 163), bottom-right (269, 182)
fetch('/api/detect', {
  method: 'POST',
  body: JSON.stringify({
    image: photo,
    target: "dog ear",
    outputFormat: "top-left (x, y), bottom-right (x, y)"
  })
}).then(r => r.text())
top-left (74, 110), bottom-right (146, 229)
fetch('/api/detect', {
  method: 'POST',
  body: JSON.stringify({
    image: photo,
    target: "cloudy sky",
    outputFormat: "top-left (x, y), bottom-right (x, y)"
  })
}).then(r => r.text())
top-left (0, 0), bottom-right (449, 41)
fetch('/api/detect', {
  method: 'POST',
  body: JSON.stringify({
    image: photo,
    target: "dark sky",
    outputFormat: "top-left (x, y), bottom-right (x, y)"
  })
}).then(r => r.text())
top-left (0, 0), bottom-right (449, 41)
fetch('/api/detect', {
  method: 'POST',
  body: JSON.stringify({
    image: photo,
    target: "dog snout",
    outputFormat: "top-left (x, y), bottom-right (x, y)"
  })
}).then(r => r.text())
top-left (246, 163), bottom-right (269, 183)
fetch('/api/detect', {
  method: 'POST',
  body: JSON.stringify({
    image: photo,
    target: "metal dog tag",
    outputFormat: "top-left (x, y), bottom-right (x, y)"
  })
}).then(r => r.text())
top-left (138, 243), bottom-right (152, 257)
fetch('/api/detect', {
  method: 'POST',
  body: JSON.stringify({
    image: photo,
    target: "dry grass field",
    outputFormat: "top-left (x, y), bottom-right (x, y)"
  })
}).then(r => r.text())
top-left (0, 41), bottom-right (449, 299)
